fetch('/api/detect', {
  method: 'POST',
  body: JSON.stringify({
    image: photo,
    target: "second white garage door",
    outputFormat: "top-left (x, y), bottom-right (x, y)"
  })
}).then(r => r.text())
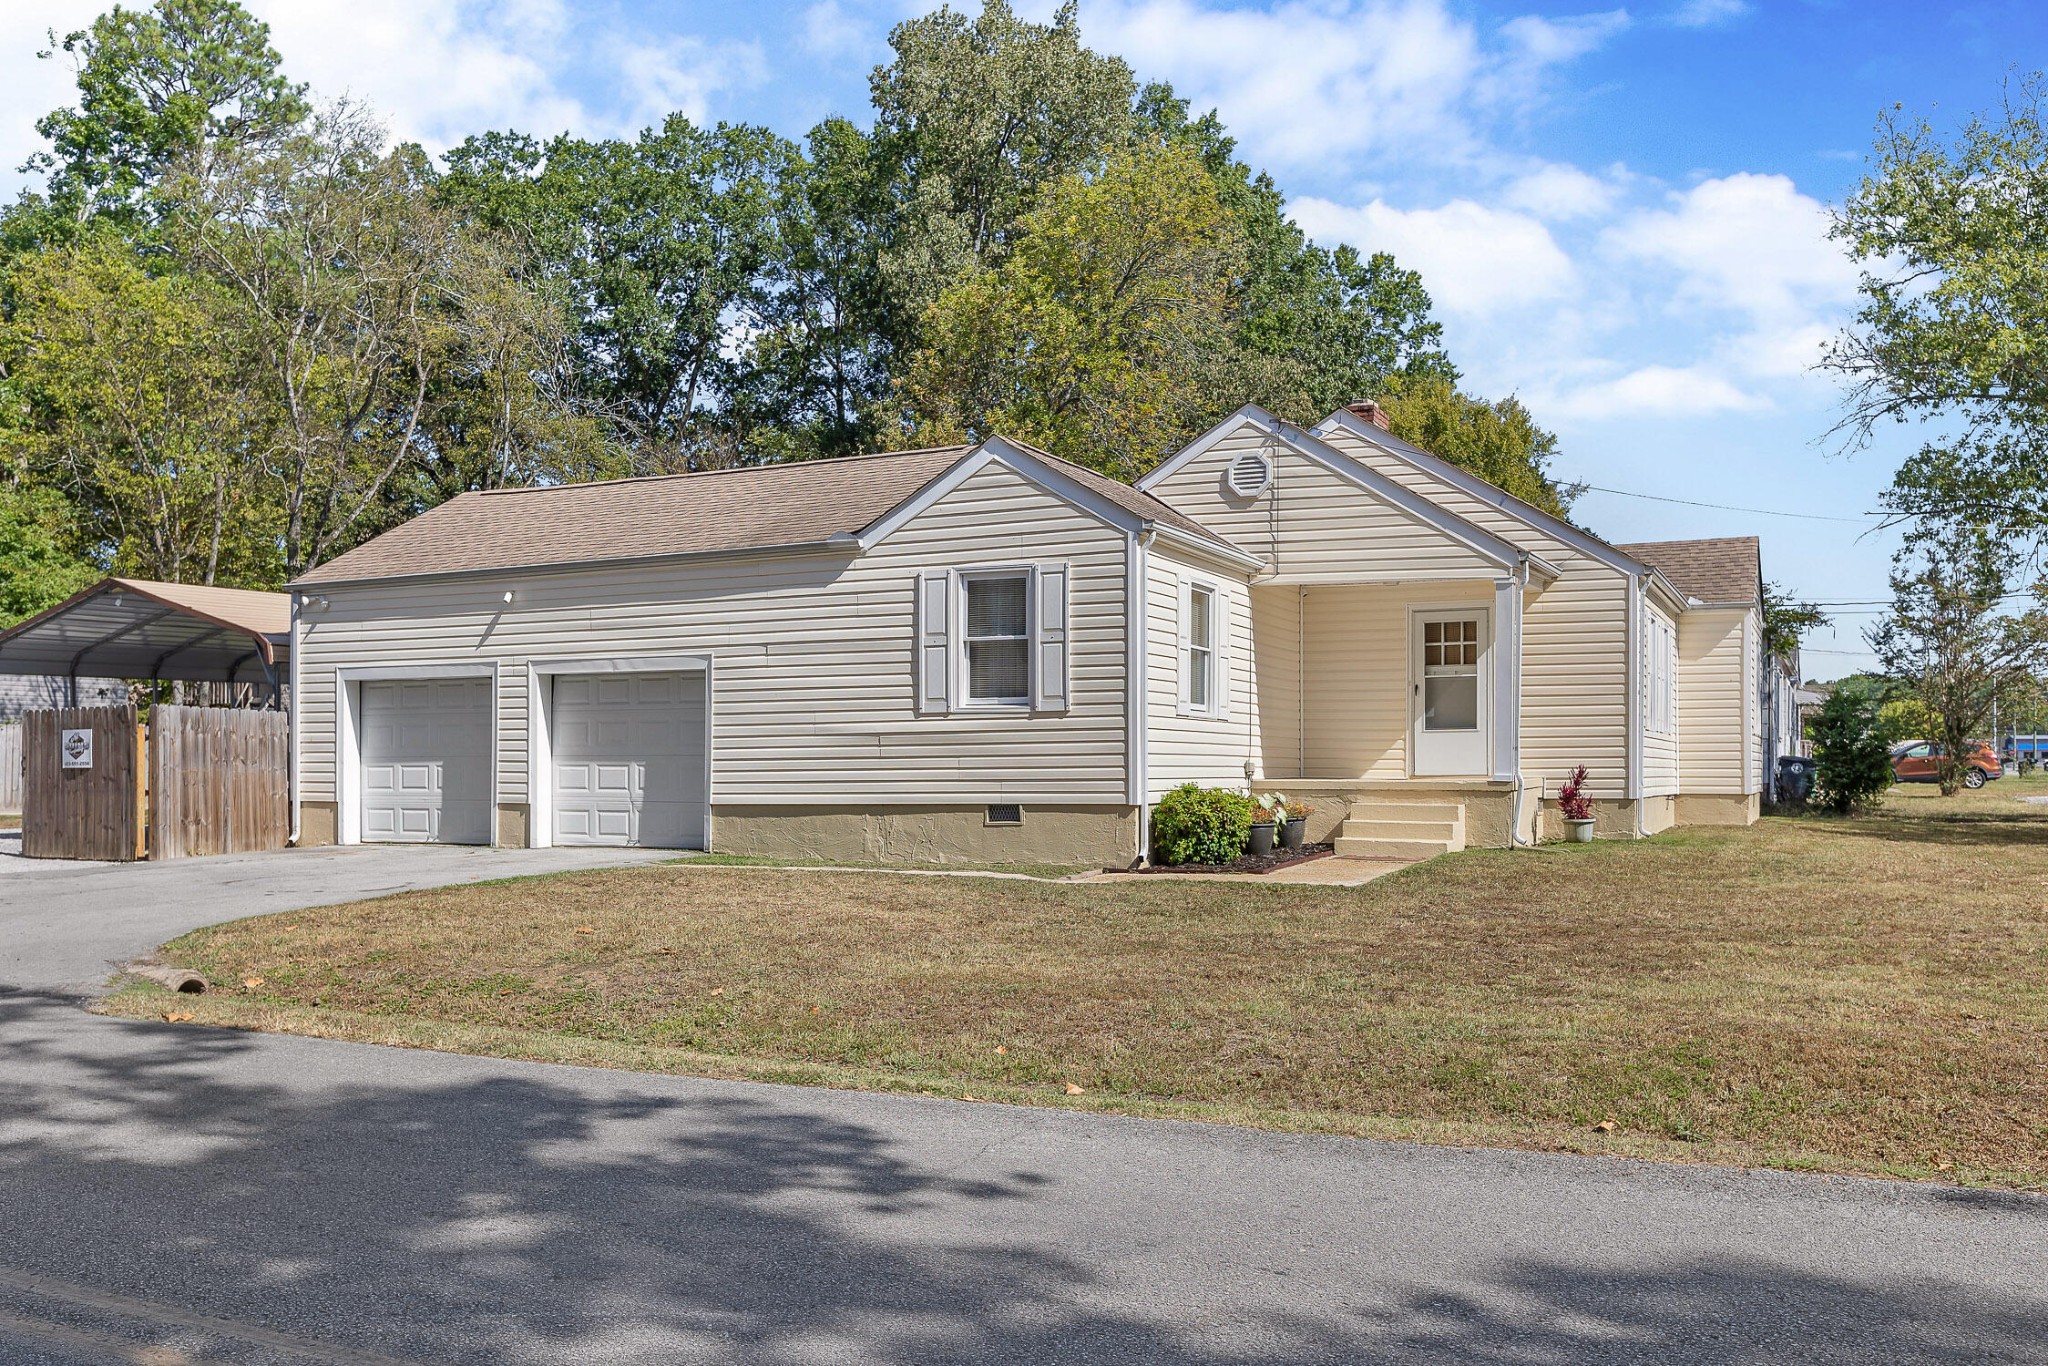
top-left (551, 672), bottom-right (707, 848)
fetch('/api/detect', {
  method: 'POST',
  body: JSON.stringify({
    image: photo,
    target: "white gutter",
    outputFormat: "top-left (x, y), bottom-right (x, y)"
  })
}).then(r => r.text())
top-left (1127, 529), bottom-right (1155, 867)
top-left (287, 589), bottom-right (302, 846)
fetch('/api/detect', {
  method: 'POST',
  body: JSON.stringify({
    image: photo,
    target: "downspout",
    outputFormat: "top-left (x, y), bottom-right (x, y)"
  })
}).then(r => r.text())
top-left (1297, 586), bottom-right (1307, 780)
top-left (1508, 559), bottom-right (1531, 848)
top-left (1630, 574), bottom-right (1650, 840)
top-left (287, 589), bottom-right (302, 846)
top-left (1129, 528), bottom-right (1156, 867)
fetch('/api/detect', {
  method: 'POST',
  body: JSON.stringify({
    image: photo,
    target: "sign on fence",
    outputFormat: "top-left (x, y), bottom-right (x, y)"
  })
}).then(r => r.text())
top-left (60, 728), bottom-right (93, 769)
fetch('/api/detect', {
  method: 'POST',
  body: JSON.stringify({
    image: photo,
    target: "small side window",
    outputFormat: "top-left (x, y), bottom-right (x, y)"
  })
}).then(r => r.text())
top-left (1187, 585), bottom-right (1214, 711)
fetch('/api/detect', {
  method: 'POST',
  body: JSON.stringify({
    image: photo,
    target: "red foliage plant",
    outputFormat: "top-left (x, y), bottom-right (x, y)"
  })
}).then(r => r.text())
top-left (1558, 765), bottom-right (1594, 821)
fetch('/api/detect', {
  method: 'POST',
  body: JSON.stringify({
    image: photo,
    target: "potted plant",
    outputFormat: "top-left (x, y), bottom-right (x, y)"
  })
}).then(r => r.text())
top-left (1248, 795), bottom-right (1280, 855)
top-left (1557, 765), bottom-right (1595, 842)
top-left (1277, 794), bottom-right (1312, 849)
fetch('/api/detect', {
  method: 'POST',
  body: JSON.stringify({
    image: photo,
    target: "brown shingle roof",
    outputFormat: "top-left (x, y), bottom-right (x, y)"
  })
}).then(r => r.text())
top-left (1613, 537), bottom-right (1761, 606)
top-left (294, 441), bottom-right (1243, 587)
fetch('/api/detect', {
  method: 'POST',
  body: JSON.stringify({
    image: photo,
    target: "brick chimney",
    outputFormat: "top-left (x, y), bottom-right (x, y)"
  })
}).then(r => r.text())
top-left (1346, 400), bottom-right (1392, 431)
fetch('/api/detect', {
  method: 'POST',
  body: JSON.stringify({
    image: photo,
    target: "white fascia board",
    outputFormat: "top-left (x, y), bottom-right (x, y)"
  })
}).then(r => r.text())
top-left (1646, 574), bottom-right (1689, 618)
top-left (1135, 404), bottom-right (1278, 493)
top-left (1148, 522), bottom-right (1262, 575)
top-left (1314, 408), bottom-right (1667, 582)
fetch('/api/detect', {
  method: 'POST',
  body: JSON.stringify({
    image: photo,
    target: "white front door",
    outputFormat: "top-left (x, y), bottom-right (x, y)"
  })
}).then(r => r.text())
top-left (1412, 608), bottom-right (1490, 776)
top-left (550, 672), bottom-right (707, 848)
top-left (359, 678), bottom-right (493, 844)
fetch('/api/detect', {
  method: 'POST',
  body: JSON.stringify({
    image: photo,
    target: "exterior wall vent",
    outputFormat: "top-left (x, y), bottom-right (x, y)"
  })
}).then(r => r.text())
top-left (1225, 450), bottom-right (1272, 499)
top-left (985, 803), bottom-right (1023, 826)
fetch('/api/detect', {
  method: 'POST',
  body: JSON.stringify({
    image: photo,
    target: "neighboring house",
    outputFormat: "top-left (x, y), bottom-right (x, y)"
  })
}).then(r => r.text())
top-left (0, 674), bottom-right (127, 722)
top-left (288, 403), bottom-right (1782, 863)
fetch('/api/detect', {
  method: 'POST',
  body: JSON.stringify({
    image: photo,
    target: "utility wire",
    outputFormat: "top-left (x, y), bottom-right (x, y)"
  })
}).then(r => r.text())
top-left (1576, 483), bottom-right (1874, 523)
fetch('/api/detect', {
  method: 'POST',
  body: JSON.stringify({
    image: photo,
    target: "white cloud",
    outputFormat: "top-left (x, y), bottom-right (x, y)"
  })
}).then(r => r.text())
top-left (1605, 172), bottom-right (1860, 328)
top-left (1502, 163), bottom-right (1619, 220)
top-left (1543, 364), bottom-right (1770, 422)
top-left (1670, 0), bottom-right (1749, 28)
top-left (1292, 195), bottom-right (1576, 315)
top-left (1080, 0), bottom-right (1627, 173)
top-left (801, 0), bottom-right (873, 62)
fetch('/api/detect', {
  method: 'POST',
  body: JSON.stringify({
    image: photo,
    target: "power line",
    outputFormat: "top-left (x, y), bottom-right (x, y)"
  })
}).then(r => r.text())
top-left (1576, 483), bottom-right (1874, 523)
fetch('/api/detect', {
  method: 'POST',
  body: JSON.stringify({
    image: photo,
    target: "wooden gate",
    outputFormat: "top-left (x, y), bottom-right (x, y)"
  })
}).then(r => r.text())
top-left (21, 706), bottom-right (144, 860)
top-left (148, 705), bottom-right (289, 859)
top-left (0, 723), bottom-right (20, 813)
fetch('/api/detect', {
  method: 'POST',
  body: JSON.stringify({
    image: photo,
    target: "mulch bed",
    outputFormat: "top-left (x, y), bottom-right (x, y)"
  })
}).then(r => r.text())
top-left (1133, 843), bottom-right (1336, 875)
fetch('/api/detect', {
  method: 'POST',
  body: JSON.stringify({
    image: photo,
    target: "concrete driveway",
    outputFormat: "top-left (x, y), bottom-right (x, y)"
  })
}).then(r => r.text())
top-left (1, 834), bottom-right (2044, 1364)
top-left (0, 834), bottom-right (679, 997)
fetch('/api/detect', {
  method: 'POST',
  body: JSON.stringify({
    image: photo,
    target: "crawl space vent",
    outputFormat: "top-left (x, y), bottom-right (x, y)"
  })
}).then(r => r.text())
top-left (1226, 450), bottom-right (1272, 498)
top-left (985, 804), bottom-right (1024, 826)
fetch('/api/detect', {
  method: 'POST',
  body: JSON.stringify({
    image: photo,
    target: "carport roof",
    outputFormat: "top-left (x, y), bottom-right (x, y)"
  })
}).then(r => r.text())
top-left (0, 578), bottom-right (291, 685)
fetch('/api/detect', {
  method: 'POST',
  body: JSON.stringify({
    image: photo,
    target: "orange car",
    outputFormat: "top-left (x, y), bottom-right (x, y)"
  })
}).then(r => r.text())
top-left (1890, 739), bottom-right (2002, 789)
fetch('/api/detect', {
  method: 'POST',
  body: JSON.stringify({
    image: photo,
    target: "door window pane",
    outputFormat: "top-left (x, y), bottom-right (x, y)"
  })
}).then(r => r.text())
top-left (1425, 674), bottom-right (1479, 731)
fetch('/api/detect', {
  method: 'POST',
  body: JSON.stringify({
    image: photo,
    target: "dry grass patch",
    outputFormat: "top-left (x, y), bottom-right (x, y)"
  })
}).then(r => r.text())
top-left (106, 779), bottom-right (2048, 1187)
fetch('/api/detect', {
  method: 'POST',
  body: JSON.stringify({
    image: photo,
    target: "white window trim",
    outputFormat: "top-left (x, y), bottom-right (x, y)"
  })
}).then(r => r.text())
top-left (1177, 575), bottom-right (1228, 720)
top-left (956, 566), bottom-right (1034, 710)
top-left (1644, 613), bottom-right (1677, 737)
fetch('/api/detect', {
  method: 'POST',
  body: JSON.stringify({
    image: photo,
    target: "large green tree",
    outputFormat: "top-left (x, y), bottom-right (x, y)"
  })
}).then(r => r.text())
top-left (0, 486), bottom-right (101, 625)
top-left (441, 117), bottom-right (793, 471)
top-left (895, 142), bottom-right (1245, 478)
top-left (1831, 77), bottom-right (2048, 538)
top-left (1376, 376), bottom-right (1575, 519)
top-left (16, 0), bottom-right (307, 237)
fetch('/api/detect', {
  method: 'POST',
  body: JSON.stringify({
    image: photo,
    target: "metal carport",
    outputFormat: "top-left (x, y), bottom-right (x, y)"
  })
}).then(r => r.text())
top-left (0, 578), bottom-right (291, 704)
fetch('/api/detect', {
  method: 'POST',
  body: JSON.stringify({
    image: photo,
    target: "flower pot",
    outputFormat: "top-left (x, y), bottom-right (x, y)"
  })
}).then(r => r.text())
top-left (1248, 822), bottom-right (1277, 856)
top-left (1563, 817), bottom-right (1596, 843)
top-left (1279, 817), bottom-right (1306, 850)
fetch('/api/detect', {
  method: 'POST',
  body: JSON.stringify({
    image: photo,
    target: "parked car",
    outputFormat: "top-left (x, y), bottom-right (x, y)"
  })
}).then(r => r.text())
top-left (1890, 739), bottom-right (2002, 789)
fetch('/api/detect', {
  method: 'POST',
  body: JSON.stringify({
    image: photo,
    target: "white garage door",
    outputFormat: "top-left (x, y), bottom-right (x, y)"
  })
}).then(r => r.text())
top-left (359, 678), bottom-right (492, 844)
top-left (551, 672), bottom-right (706, 848)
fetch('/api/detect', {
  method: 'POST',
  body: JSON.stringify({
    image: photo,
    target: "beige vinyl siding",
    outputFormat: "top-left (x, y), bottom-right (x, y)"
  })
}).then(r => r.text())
top-left (1144, 542), bottom-right (1255, 799)
top-left (296, 460), bottom-right (1132, 807)
top-left (1516, 563), bottom-right (1631, 797)
top-left (1250, 584), bottom-right (1302, 779)
top-left (1678, 607), bottom-right (1753, 795)
top-left (1642, 602), bottom-right (1680, 798)
top-left (1146, 421), bottom-right (1503, 582)
top-left (1315, 424), bottom-right (1635, 798)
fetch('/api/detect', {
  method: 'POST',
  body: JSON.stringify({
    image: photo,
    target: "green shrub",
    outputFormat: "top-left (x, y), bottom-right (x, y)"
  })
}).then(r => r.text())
top-left (1150, 783), bottom-right (1255, 865)
top-left (1810, 691), bottom-right (1892, 814)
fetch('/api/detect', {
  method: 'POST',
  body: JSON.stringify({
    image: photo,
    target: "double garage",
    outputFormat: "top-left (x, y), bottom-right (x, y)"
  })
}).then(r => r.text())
top-left (352, 666), bottom-right (708, 849)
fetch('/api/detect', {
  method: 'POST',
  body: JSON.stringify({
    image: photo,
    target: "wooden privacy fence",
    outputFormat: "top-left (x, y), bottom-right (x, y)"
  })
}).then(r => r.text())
top-left (148, 704), bottom-right (288, 859)
top-left (20, 704), bottom-right (288, 860)
top-left (0, 723), bottom-right (20, 813)
top-left (22, 707), bottom-right (144, 860)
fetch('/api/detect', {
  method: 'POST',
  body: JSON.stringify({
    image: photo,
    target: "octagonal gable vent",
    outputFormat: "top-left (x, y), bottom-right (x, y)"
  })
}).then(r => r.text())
top-left (1225, 449), bottom-right (1272, 499)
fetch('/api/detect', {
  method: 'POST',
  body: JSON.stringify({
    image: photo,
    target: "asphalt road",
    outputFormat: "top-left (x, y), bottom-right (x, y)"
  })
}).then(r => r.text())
top-left (1, 843), bottom-right (2044, 1364)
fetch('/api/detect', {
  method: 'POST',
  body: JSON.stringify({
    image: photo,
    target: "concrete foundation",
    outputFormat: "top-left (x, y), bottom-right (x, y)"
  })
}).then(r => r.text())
top-left (1675, 792), bottom-right (1761, 826)
top-left (298, 801), bottom-right (338, 847)
top-left (711, 804), bottom-right (1140, 868)
top-left (497, 804), bottom-right (530, 848)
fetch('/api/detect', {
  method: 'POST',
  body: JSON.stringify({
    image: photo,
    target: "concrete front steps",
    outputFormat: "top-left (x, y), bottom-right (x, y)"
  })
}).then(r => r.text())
top-left (1333, 801), bottom-right (1467, 861)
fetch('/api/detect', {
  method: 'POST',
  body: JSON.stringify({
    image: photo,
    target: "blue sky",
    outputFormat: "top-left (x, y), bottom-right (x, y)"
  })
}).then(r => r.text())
top-left (5, 0), bottom-right (2040, 673)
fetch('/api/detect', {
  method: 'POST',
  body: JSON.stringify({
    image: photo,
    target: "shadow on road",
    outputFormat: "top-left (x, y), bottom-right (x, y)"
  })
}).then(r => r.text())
top-left (0, 990), bottom-right (2042, 1364)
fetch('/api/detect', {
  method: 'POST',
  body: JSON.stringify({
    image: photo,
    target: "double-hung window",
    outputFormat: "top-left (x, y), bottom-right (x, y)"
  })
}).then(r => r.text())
top-left (962, 571), bottom-right (1031, 706)
top-left (1644, 613), bottom-right (1677, 736)
top-left (1178, 579), bottom-right (1227, 718)
top-left (916, 563), bottom-right (1070, 715)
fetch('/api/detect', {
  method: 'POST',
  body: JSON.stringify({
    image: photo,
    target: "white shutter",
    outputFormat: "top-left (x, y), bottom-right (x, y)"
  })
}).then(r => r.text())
top-left (916, 569), bottom-right (952, 715)
top-left (1032, 563), bottom-right (1069, 713)
top-left (1174, 575), bottom-right (1192, 716)
top-left (1216, 589), bottom-right (1233, 719)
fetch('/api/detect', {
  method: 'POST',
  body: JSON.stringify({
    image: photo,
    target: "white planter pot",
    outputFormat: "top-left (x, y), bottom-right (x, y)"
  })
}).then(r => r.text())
top-left (1563, 817), bottom-right (1596, 844)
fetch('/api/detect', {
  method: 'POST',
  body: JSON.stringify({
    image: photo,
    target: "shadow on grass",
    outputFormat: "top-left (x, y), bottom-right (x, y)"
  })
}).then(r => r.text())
top-left (1819, 812), bottom-right (2048, 848)
top-left (0, 990), bottom-right (2043, 1363)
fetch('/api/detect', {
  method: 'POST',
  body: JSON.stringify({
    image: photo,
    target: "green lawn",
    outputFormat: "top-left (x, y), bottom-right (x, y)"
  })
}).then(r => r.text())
top-left (106, 777), bottom-right (2048, 1189)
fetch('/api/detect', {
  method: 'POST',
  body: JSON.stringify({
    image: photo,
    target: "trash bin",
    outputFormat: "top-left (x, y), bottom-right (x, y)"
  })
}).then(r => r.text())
top-left (1776, 755), bottom-right (1818, 804)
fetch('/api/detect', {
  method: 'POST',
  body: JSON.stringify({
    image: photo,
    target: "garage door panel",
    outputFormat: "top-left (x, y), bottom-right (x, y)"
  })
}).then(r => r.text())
top-left (359, 678), bottom-right (491, 845)
top-left (551, 672), bottom-right (704, 849)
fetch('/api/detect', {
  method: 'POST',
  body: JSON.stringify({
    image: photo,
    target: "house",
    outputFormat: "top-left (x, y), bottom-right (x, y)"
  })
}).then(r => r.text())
top-left (287, 403), bottom-right (1779, 864)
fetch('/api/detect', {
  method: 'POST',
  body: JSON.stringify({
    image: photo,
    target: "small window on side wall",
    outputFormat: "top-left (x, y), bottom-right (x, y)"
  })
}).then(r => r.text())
top-left (963, 572), bottom-right (1030, 705)
top-left (1178, 578), bottom-right (1228, 718)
